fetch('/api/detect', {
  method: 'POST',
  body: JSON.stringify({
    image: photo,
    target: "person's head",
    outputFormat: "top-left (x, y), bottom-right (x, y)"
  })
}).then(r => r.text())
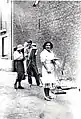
top-left (13, 46), bottom-right (17, 51)
top-left (17, 44), bottom-right (24, 52)
top-left (27, 39), bottom-right (32, 48)
top-left (24, 42), bottom-right (28, 48)
top-left (43, 41), bottom-right (53, 51)
top-left (32, 43), bottom-right (37, 50)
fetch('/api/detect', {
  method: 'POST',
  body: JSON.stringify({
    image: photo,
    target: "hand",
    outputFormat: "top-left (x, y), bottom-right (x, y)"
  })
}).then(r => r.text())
top-left (47, 70), bottom-right (51, 74)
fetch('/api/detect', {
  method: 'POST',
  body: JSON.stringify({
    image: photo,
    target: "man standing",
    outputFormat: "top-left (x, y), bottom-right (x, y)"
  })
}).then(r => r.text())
top-left (26, 40), bottom-right (40, 86)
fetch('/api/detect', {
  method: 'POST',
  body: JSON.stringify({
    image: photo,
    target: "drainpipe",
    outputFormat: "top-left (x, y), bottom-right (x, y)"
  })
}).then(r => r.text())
top-left (0, 11), bottom-right (2, 30)
top-left (11, 0), bottom-right (13, 60)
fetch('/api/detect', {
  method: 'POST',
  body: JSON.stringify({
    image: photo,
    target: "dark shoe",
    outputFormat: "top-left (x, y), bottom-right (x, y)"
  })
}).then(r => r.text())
top-left (29, 84), bottom-right (32, 87)
top-left (56, 86), bottom-right (62, 89)
top-left (37, 83), bottom-right (40, 86)
top-left (33, 3), bottom-right (36, 7)
top-left (48, 96), bottom-right (53, 99)
top-left (14, 84), bottom-right (17, 89)
top-left (55, 91), bottom-right (66, 94)
top-left (44, 96), bottom-right (51, 101)
top-left (18, 86), bottom-right (24, 89)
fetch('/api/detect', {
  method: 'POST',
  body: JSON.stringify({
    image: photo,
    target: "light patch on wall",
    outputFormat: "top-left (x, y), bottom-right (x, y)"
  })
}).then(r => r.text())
top-left (0, 0), bottom-right (11, 22)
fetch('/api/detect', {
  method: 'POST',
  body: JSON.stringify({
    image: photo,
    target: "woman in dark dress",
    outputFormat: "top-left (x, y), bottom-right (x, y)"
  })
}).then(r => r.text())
top-left (14, 44), bottom-right (25, 89)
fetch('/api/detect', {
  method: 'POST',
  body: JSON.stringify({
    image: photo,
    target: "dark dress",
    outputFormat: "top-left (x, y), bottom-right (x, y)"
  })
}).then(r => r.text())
top-left (14, 51), bottom-right (25, 81)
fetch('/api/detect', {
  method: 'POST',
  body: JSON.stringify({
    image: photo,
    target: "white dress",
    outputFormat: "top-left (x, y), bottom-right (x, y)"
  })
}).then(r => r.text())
top-left (40, 49), bottom-right (58, 87)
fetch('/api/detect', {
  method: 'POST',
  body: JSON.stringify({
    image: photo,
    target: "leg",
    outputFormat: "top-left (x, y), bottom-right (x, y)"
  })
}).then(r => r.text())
top-left (24, 59), bottom-right (27, 75)
top-left (44, 88), bottom-right (51, 101)
top-left (18, 81), bottom-right (24, 89)
top-left (27, 65), bottom-right (32, 85)
top-left (17, 73), bottom-right (24, 89)
top-left (14, 72), bottom-right (19, 89)
top-left (28, 74), bottom-right (32, 85)
top-left (32, 66), bottom-right (40, 86)
top-left (44, 88), bottom-right (49, 97)
top-left (14, 78), bottom-right (18, 89)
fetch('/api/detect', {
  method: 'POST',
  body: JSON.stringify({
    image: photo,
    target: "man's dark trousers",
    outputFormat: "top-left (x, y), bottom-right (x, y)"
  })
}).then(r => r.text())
top-left (27, 63), bottom-right (40, 86)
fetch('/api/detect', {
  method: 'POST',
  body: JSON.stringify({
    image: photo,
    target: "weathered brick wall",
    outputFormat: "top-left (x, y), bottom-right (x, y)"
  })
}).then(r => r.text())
top-left (13, 1), bottom-right (81, 79)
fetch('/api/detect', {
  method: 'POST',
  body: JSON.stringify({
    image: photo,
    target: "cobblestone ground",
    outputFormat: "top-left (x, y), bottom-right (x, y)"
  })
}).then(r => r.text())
top-left (0, 71), bottom-right (80, 119)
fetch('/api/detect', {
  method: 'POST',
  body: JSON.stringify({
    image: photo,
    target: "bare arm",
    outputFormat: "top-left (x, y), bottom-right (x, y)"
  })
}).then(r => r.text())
top-left (42, 62), bottom-right (51, 73)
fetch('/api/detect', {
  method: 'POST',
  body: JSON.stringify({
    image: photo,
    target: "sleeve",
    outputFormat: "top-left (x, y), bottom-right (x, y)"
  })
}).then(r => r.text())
top-left (40, 51), bottom-right (46, 63)
top-left (14, 51), bottom-right (19, 60)
top-left (14, 51), bottom-right (23, 60)
top-left (24, 48), bottom-right (27, 57)
top-left (52, 51), bottom-right (61, 68)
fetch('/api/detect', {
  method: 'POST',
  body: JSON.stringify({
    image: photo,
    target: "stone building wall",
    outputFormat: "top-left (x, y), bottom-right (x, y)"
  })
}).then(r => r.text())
top-left (0, 1), bottom-right (11, 59)
top-left (0, 1), bottom-right (12, 71)
top-left (13, 1), bottom-right (81, 79)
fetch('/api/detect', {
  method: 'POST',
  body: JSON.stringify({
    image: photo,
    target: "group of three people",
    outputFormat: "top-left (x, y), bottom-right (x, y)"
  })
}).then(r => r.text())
top-left (14, 40), bottom-right (60, 101)
top-left (14, 40), bottom-right (40, 89)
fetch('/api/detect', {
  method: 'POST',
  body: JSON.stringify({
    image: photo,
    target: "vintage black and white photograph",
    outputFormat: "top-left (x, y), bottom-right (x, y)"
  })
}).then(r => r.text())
top-left (0, 0), bottom-right (81, 119)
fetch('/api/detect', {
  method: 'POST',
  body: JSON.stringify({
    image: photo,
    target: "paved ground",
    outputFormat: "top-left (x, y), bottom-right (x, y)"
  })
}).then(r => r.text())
top-left (0, 71), bottom-right (80, 119)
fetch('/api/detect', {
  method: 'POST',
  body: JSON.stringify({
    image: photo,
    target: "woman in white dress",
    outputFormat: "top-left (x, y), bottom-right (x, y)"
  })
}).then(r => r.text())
top-left (40, 41), bottom-right (59, 101)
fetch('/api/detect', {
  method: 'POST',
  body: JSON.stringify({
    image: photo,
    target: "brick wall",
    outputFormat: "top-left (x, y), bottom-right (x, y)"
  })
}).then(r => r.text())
top-left (13, 1), bottom-right (81, 79)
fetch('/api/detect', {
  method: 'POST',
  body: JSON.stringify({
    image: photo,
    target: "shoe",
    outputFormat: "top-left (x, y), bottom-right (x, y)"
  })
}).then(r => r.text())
top-left (37, 83), bottom-right (40, 86)
top-left (33, 3), bottom-right (36, 7)
top-left (14, 84), bottom-right (17, 89)
top-left (49, 91), bottom-right (56, 99)
top-left (29, 84), bottom-right (32, 87)
top-left (56, 86), bottom-right (62, 89)
top-left (49, 94), bottom-right (56, 99)
top-left (44, 96), bottom-right (51, 101)
top-left (18, 86), bottom-right (24, 89)
top-left (39, 83), bottom-right (43, 87)
top-left (48, 96), bottom-right (54, 99)
top-left (55, 91), bottom-right (66, 94)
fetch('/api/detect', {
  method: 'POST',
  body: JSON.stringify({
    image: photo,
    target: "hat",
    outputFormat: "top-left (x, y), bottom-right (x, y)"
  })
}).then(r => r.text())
top-left (32, 43), bottom-right (36, 46)
top-left (32, 43), bottom-right (37, 50)
top-left (17, 44), bottom-right (24, 50)
top-left (27, 39), bottom-right (32, 43)
top-left (24, 42), bottom-right (28, 48)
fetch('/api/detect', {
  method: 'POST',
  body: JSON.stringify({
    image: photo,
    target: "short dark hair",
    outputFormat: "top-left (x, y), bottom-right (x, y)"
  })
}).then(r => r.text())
top-left (13, 46), bottom-right (17, 51)
top-left (43, 41), bottom-right (53, 49)
top-left (27, 39), bottom-right (32, 44)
